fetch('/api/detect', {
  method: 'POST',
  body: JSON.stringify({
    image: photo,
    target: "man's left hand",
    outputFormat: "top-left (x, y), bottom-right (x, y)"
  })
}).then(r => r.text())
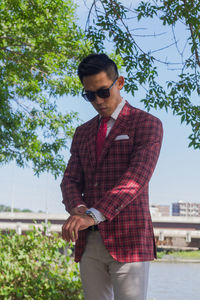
top-left (62, 214), bottom-right (95, 242)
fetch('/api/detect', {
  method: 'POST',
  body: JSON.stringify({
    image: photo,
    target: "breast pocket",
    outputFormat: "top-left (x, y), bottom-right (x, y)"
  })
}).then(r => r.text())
top-left (110, 139), bottom-right (134, 164)
top-left (105, 138), bottom-right (134, 184)
top-left (114, 138), bottom-right (133, 152)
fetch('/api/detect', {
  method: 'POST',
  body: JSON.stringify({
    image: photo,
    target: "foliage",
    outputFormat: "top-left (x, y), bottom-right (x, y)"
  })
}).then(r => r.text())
top-left (157, 250), bottom-right (200, 259)
top-left (168, 250), bottom-right (200, 259)
top-left (0, 204), bottom-right (33, 212)
top-left (0, 227), bottom-right (83, 300)
top-left (0, 0), bottom-right (91, 177)
top-left (85, 0), bottom-right (200, 149)
top-left (156, 251), bottom-right (166, 259)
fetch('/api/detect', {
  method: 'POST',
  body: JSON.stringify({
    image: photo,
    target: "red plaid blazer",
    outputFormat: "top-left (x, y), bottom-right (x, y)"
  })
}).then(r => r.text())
top-left (61, 101), bottom-right (163, 262)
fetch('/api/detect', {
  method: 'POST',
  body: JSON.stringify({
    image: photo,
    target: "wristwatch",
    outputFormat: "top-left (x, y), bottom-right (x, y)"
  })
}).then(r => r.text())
top-left (85, 210), bottom-right (98, 224)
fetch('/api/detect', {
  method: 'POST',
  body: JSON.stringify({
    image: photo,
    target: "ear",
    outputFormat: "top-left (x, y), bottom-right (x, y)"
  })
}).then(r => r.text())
top-left (116, 76), bottom-right (125, 90)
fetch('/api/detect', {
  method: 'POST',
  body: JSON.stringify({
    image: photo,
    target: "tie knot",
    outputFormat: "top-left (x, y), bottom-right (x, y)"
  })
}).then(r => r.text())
top-left (101, 117), bottom-right (110, 125)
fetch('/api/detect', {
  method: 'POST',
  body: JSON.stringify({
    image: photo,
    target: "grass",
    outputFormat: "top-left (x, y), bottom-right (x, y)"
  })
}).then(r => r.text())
top-left (157, 250), bottom-right (200, 260)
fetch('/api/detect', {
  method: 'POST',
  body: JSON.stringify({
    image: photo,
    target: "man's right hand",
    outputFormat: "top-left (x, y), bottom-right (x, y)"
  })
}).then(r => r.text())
top-left (62, 213), bottom-right (95, 242)
top-left (70, 205), bottom-right (88, 216)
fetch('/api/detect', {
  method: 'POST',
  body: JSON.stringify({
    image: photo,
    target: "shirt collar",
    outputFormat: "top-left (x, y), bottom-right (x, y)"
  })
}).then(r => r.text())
top-left (111, 98), bottom-right (126, 120)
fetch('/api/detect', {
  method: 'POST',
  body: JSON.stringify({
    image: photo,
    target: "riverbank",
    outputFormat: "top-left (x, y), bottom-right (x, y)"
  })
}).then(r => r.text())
top-left (155, 250), bottom-right (200, 263)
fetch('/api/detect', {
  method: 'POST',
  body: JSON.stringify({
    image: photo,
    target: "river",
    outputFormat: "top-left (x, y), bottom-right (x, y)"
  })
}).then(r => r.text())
top-left (147, 262), bottom-right (200, 300)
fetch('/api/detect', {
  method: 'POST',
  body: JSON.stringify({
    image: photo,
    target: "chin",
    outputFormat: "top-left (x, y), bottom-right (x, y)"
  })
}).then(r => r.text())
top-left (101, 112), bottom-right (110, 117)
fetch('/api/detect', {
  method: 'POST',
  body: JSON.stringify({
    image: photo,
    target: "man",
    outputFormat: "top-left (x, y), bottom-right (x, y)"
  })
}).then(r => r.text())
top-left (61, 53), bottom-right (163, 300)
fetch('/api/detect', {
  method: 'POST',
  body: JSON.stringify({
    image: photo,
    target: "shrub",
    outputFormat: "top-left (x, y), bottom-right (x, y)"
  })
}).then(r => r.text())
top-left (0, 227), bottom-right (83, 300)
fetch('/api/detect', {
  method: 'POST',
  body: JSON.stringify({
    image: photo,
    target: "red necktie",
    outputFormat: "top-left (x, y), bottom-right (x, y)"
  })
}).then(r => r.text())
top-left (96, 117), bottom-right (110, 161)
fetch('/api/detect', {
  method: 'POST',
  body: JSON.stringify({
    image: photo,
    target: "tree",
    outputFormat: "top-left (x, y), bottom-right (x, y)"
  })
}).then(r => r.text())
top-left (0, 204), bottom-right (33, 212)
top-left (0, 0), bottom-right (91, 177)
top-left (85, 0), bottom-right (200, 149)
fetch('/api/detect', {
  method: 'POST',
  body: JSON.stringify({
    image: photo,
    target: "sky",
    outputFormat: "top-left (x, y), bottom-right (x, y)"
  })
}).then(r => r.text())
top-left (0, 0), bottom-right (199, 214)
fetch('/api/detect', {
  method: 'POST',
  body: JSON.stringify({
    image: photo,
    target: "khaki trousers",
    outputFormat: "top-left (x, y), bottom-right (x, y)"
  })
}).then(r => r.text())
top-left (79, 231), bottom-right (149, 300)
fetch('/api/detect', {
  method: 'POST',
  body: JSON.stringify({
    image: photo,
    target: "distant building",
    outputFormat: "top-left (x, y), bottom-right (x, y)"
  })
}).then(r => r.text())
top-left (172, 201), bottom-right (200, 217)
top-left (150, 204), bottom-right (170, 217)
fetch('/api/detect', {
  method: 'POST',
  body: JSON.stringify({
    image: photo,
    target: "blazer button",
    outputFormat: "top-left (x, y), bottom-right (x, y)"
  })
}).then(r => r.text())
top-left (94, 182), bottom-right (98, 187)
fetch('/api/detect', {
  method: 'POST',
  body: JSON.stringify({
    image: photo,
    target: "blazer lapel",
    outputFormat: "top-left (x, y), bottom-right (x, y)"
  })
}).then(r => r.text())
top-left (87, 115), bottom-right (99, 170)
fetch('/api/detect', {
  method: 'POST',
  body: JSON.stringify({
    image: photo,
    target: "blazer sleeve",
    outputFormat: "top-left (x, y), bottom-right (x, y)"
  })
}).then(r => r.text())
top-left (93, 115), bottom-right (163, 221)
top-left (60, 128), bottom-right (86, 213)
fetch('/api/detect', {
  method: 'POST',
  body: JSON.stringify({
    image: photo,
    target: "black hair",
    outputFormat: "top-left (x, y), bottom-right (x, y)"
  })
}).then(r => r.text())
top-left (78, 53), bottom-right (118, 83)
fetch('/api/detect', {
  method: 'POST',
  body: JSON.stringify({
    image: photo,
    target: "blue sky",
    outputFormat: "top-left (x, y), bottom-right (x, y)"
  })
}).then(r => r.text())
top-left (0, 0), bottom-right (199, 213)
top-left (0, 93), bottom-right (199, 214)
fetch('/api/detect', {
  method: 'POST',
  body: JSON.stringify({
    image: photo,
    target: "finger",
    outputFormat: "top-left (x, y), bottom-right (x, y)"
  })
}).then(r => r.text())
top-left (68, 217), bottom-right (80, 242)
top-left (62, 217), bottom-right (73, 241)
top-left (62, 222), bottom-right (69, 241)
top-left (62, 221), bottom-right (68, 240)
top-left (73, 219), bottom-right (81, 241)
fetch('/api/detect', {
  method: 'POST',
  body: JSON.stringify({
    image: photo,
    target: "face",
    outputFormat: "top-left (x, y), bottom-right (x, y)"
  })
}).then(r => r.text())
top-left (82, 71), bottom-right (125, 117)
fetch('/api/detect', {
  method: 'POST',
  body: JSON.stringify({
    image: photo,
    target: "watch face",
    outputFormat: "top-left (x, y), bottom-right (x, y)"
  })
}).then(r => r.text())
top-left (86, 211), bottom-right (96, 222)
top-left (86, 211), bottom-right (93, 217)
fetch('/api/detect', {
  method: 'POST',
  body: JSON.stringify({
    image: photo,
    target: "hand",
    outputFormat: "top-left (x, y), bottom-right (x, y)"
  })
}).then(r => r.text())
top-left (62, 214), bottom-right (95, 242)
top-left (70, 205), bottom-right (88, 216)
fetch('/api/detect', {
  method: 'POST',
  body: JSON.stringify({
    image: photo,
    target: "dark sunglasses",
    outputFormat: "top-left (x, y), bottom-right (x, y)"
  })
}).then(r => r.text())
top-left (82, 78), bottom-right (118, 102)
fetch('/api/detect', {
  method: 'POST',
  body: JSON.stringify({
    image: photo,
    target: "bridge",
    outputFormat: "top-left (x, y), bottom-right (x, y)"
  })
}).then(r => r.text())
top-left (0, 212), bottom-right (66, 234)
top-left (153, 216), bottom-right (200, 250)
top-left (0, 213), bottom-right (200, 249)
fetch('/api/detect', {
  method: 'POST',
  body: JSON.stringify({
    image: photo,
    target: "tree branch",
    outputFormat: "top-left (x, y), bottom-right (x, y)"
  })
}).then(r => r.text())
top-left (188, 23), bottom-right (200, 67)
top-left (182, 0), bottom-right (200, 67)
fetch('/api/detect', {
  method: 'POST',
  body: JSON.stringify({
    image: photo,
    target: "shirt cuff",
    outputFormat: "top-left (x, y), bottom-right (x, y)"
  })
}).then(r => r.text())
top-left (87, 208), bottom-right (106, 224)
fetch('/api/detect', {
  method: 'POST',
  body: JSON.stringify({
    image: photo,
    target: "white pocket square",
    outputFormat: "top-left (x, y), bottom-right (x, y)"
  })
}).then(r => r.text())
top-left (114, 135), bottom-right (129, 141)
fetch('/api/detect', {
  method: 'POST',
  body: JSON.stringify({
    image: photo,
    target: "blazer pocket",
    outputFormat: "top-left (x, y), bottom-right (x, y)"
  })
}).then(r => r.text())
top-left (113, 139), bottom-right (131, 144)
top-left (111, 138), bottom-right (133, 157)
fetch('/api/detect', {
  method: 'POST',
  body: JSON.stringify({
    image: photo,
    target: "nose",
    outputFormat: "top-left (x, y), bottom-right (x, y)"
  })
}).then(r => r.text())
top-left (95, 95), bottom-right (105, 104)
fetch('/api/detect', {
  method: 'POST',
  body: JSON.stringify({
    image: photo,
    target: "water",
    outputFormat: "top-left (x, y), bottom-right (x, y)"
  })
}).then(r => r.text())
top-left (147, 262), bottom-right (200, 300)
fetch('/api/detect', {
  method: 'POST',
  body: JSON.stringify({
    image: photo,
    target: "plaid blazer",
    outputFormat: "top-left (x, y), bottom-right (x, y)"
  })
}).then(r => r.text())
top-left (61, 101), bottom-right (163, 262)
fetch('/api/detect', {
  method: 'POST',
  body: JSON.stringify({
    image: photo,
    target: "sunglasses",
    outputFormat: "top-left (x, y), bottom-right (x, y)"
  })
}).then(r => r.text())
top-left (82, 78), bottom-right (118, 102)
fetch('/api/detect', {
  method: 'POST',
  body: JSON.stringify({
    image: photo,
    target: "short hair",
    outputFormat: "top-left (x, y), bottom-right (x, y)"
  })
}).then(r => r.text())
top-left (78, 53), bottom-right (118, 83)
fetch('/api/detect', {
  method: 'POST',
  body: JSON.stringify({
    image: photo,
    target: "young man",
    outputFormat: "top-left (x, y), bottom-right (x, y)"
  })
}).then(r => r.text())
top-left (61, 54), bottom-right (163, 300)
